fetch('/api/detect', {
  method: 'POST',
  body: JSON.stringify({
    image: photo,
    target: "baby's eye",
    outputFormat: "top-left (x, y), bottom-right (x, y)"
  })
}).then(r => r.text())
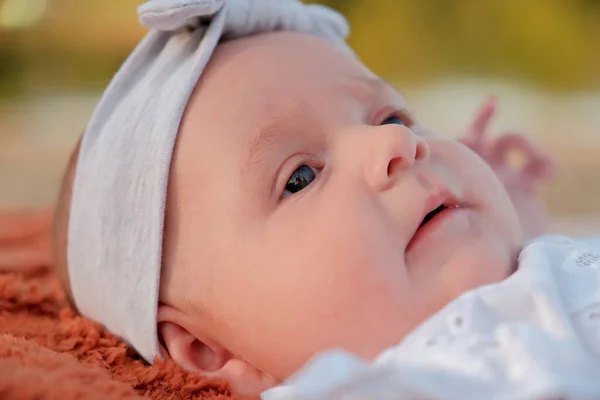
top-left (380, 115), bottom-right (407, 126)
top-left (284, 165), bottom-right (317, 196)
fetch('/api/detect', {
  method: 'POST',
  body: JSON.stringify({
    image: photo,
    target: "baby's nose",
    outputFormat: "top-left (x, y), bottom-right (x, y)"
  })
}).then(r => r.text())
top-left (364, 124), bottom-right (429, 192)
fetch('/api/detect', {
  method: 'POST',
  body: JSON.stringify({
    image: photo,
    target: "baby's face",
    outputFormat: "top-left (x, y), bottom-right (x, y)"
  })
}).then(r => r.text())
top-left (163, 32), bottom-right (523, 381)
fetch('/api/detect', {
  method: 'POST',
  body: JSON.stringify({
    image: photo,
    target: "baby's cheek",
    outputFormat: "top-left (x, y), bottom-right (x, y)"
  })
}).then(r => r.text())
top-left (297, 232), bottom-right (410, 341)
top-left (246, 196), bottom-right (412, 373)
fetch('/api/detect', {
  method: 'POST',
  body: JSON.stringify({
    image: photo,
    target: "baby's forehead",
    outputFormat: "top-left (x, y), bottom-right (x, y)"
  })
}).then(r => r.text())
top-left (199, 32), bottom-right (380, 107)
top-left (186, 32), bottom-right (406, 132)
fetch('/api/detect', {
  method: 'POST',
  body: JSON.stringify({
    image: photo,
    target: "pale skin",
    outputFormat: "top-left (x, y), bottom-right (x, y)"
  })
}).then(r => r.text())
top-left (147, 31), bottom-right (557, 396)
top-left (51, 31), bottom-right (554, 397)
top-left (460, 97), bottom-right (555, 240)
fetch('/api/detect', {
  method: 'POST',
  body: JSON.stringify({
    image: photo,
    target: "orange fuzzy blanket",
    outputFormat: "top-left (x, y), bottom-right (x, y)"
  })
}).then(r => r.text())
top-left (0, 211), bottom-right (242, 400)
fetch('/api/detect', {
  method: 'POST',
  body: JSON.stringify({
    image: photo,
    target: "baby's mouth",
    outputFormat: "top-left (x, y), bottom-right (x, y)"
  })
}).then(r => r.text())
top-left (418, 204), bottom-right (446, 229)
top-left (407, 194), bottom-right (466, 252)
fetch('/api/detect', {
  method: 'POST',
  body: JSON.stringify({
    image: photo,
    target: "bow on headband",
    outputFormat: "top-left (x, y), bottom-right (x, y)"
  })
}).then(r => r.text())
top-left (139, 0), bottom-right (349, 45)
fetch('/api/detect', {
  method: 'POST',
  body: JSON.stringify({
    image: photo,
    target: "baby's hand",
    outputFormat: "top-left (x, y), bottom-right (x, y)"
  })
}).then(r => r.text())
top-left (459, 97), bottom-right (556, 240)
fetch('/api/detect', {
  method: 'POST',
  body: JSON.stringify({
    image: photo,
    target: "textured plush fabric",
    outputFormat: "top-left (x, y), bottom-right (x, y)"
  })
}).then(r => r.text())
top-left (0, 210), bottom-right (248, 400)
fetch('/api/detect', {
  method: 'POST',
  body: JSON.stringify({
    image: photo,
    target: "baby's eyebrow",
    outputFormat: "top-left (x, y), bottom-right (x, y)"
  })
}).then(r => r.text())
top-left (243, 102), bottom-right (304, 174)
top-left (350, 75), bottom-right (390, 95)
top-left (242, 76), bottom-right (404, 175)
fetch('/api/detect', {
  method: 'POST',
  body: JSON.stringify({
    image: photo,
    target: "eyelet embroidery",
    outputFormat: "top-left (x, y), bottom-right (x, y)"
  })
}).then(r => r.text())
top-left (576, 252), bottom-right (600, 269)
top-left (588, 311), bottom-right (600, 322)
top-left (467, 338), bottom-right (500, 353)
top-left (453, 316), bottom-right (464, 328)
top-left (563, 250), bottom-right (600, 273)
top-left (447, 314), bottom-right (466, 335)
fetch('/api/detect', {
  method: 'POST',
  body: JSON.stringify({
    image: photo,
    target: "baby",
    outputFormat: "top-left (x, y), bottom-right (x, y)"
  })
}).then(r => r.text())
top-left (52, 1), bottom-right (600, 399)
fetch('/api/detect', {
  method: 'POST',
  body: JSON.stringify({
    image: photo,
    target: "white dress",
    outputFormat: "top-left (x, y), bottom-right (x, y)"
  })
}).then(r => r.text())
top-left (262, 236), bottom-right (600, 400)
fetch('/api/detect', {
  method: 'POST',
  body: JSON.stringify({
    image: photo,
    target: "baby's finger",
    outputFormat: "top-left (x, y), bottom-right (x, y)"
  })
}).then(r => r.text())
top-left (524, 154), bottom-right (557, 182)
top-left (467, 96), bottom-right (496, 145)
top-left (487, 133), bottom-right (538, 167)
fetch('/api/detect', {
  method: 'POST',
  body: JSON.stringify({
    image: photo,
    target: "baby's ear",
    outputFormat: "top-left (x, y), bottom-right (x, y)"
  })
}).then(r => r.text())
top-left (158, 319), bottom-right (229, 371)
top-left (157, 304), bottom-right (277, 396)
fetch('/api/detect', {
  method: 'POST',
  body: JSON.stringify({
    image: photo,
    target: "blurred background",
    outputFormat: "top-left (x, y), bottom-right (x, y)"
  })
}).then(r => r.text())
top-left (0, 0), bottom-right (598, 235)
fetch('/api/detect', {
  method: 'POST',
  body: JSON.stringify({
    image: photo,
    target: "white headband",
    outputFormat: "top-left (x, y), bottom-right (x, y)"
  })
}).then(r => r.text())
top-left (67, 0), bottom-right (352, 363)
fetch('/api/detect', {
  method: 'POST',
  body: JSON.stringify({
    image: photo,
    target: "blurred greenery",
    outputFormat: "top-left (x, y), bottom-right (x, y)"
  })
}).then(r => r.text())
top-left (0, 0), bottom-right (599, 97)
top-left (319, 0), bottom-right (600, 90)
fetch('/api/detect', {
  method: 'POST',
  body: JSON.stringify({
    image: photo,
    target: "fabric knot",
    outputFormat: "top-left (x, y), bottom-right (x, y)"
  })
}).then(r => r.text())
top-left (138, 0), bottom-right (349, 45)
top-left (222, 0), bottom-right (349, 41)
top-left (138, 0), bottom-right (224, 31)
